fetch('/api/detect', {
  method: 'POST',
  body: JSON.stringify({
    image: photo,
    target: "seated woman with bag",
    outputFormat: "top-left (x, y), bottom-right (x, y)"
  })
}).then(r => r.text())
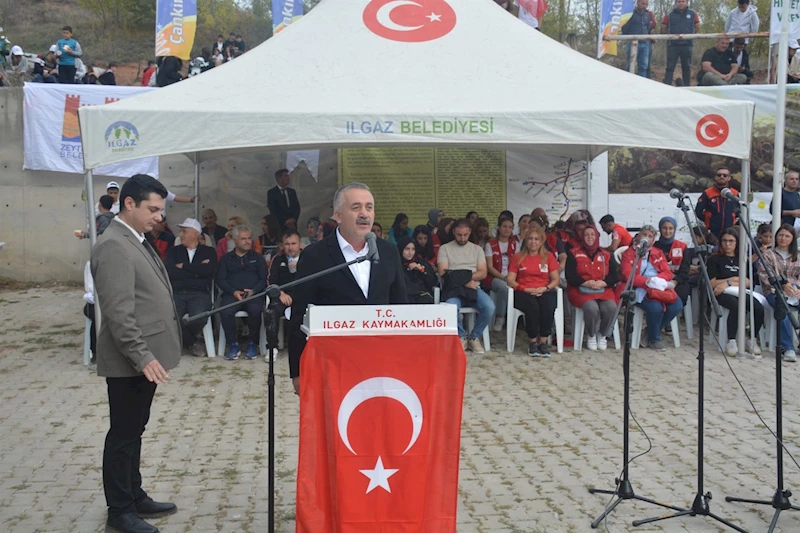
top-left (759, 224), bottom-right (800, 362)
top-left (565, 226), bottom-right (620, 351)
top-left (506, 227), bottom-right (561, 358)
top-left (654, 216), bottom-right (692, 306)
top-left (707, 228), bottom-right (764, 357)
top-left (619, 225), bottom-right (684, 352)
top-left (397, 237), bottom-right (438, 304)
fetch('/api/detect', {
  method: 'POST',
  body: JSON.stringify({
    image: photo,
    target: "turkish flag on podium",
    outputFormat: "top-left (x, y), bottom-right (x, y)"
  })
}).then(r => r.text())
top-left (296, 305), bottom-right (465, 533)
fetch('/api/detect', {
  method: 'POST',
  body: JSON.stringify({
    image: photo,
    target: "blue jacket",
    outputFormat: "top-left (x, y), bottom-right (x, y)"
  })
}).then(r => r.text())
top-left (216, 250), bottom-right (267, 295)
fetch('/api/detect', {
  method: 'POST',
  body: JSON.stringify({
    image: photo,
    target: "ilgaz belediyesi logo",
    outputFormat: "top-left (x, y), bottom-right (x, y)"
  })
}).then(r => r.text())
top-left (105, 121), bottom-right (140, 153)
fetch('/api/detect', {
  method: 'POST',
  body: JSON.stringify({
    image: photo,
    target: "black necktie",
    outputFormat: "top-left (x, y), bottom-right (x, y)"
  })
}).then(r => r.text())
top-left (142, 238), bottom-right (160, 262)
top-left (282, 188), bottom-right (290, 207)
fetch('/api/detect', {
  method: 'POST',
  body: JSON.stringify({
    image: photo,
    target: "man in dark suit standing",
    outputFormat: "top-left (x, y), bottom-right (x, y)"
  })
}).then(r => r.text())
top-left (91, 174), bottom-right (180, 533)
top-left (165, 218), bottom-right (217, 357)
top-left (267, 168), bottom-right (300, 232)
top-left (289, 182), bottom-right (408, 394)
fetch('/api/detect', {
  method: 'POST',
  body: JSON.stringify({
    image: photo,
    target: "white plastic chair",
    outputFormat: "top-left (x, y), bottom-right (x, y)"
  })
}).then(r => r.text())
top-left (218, 311), bottom-right (268, 356)
top-left (572, 307), bottom-right (621, 351)
top-left (682, 294), bottom-right (694, 340)
top-left (433, 287), bottom-right (491, 351)
top-left (631, 307), bottom-right (680, 349)
top-left (506, 286), bottom-right (564, 354)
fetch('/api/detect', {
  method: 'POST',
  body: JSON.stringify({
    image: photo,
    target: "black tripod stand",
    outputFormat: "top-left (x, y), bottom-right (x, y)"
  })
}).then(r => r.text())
top-left (632, 194), bottom-right (748, 533)
top-left (186, 253), bottom-right (374, 533)
top-left (725, 208), bottom-right (800, 532)
top-left (588, 243), bottom-right (686, 528)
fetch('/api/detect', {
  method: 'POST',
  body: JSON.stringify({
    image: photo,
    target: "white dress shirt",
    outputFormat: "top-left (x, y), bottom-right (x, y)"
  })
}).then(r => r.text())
top-left (187, 247), bottom-right (197, 263)
top-left (336, 228), bottom-right (370, 298)
top-left (114, 217), bottom-right (145, 243)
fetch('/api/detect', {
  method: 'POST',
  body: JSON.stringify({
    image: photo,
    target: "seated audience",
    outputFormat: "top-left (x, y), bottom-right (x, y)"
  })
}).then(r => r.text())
top-left (566, 226), bottom-right (620, 351)
top-left (759, 224), bottom-right (800, 362)
top-left (789, 41), bottom-right (800, 83)
top-left (217, 216), bottom-right (263, 259)
top-left (147, 215), bottom-right (175, 260)
top-left (267, 230), bottom-right (302, 322)
top-left (708, 228), bottom-right (763, 357)
top-left (202, 209), bottom-right (227, 248)
top-left (1, 45), bottom-right (29, 86)
top-left (492, 211), bottom-right (515, 237)
top-left (506, 227), bottom-right (560, 357)
top-left (470, 217), bottom-right (490, 251)
top-left (600, 214), bottom-right (633, 252)
top-left (301, 217), bottom-right (320, 248)
top-left (433, 217), bottom-right (455, 262)
top-left (517, 214), bottom-right (531, 239)
top-left (165, 218), bottom-right (217, 357)
top-left (619, 225), bottom-right (684, 352)
top-left (699, 38), bottom-right (747, 86)
top-left (654, 216), bottom-right (692, 305)
top-left (98, 62), bottom-right (116, 85)
top-left (141, 60), bottom-right (156, 86)
top-left (318, 221), bottom-right (336, 240)
top-left (372, 222), bottom-right (384, 239)
top-left (413, 225), bottom-right (435, 266)
top-left (427, 207), bottom-right (444, 232)
top-left (731, 38), bottom-right (753, 83)
top-left (562, 210), bottom-right (596, 253)
top-left (217, 225), bottom-right (268, 360)
top-left (484, 217), bottom-right (517, 332)
top-left (397, 236), bottom-right (437, 304)
top-left (438, 219), bottom-right (494, 353)
top-left (259, 214), bottom-right (281, 248)
top-left (466, 211), bottom-right (479, 225)
top-left (32, 47), bottom-right (58, 83)
top-left (530, 214), bottom-right (566, 268)
top-left (388, 213), bottom-right (414, 245)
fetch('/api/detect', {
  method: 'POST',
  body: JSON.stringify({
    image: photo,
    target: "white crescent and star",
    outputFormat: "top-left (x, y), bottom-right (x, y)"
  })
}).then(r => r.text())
top-left (375, 1), bottom-right (442, 31)
top-left (699, 119), bottom-right (722, 141)
top-left (337, 376), bottom-right (424, 494)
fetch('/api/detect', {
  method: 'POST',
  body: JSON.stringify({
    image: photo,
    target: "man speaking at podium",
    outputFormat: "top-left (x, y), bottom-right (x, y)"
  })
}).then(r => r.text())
top-left (289, 182), bottom-right (407, 394)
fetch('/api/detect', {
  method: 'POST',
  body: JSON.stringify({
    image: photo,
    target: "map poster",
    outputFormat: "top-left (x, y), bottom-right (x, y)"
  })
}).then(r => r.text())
top-left (506, 151), bottom-right (587, 225)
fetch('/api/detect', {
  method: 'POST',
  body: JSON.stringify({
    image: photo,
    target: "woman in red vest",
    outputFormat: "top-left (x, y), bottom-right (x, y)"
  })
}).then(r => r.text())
top-left (484, 217), bottom-right (518, 332)
top-left (653, 216), bottom-right (691, 305)
top-left (565, 226), bottom-right (619, 351)
top-left (619, 225), bottom-right (684, 351)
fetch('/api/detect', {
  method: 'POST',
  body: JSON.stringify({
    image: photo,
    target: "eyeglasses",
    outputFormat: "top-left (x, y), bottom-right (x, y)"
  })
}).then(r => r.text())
top-left (716, 173), bottom-right (730, 178)
top-left (721, 239), bottom-right (737, 244)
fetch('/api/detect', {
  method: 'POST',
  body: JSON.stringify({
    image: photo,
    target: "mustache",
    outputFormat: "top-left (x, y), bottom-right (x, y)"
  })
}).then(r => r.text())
top-left (356, 217), bottom-right (371, 224)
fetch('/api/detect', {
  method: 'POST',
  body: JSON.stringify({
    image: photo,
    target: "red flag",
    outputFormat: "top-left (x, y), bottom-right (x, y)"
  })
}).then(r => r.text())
top-left (297, 334), bottom-right (466, 533)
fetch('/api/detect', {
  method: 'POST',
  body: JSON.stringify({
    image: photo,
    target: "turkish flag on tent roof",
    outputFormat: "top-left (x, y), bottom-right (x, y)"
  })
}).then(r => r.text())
top-left (297, 334), bottom-right (466, 533)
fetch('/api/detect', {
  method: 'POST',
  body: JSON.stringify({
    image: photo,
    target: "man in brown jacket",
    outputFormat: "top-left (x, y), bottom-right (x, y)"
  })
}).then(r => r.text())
top-left (91, 174), bottom-right (181, 533)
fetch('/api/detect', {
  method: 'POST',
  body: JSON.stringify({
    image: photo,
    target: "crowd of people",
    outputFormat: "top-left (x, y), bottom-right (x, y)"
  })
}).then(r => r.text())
top-left (81, 164), bottom-right (800, 366)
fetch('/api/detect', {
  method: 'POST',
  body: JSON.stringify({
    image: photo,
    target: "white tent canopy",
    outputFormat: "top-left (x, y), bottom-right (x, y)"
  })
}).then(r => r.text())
top-left (78, 0), bottom-right (755, 170)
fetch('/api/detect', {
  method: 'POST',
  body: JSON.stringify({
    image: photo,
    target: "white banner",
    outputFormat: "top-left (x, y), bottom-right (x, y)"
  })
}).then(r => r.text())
top-left (770, 0), bottom-right (800, 45)
top-left (23, 84), bottom-right (158, 178)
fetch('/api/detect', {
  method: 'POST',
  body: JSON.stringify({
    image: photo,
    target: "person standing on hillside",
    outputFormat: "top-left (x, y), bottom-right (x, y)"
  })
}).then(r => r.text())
top-left (661, 0), bottom-right (700, 86)
top-left (56, 26), bottom-right (83, 85)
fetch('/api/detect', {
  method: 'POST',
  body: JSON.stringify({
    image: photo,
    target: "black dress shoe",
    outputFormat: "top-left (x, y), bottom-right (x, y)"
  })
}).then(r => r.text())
top-left (135, 497), bottom-right (178, 518)
top-left (105, 513), bottom-right (159, 533)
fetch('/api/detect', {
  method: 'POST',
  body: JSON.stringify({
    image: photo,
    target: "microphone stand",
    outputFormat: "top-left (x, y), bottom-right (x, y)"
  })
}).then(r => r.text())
top-left (588, 242), bottom-right (687, 528)
top-left (724, 202), bottom-right (800, 532)
top-left (632, 196), bottom-right (747, 532)
top-left (185, 253), bottom-right (373, 533)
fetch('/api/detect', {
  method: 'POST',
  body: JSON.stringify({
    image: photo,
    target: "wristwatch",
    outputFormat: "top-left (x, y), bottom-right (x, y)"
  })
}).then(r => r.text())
top-left (727, 279), bottom-right (732, 287)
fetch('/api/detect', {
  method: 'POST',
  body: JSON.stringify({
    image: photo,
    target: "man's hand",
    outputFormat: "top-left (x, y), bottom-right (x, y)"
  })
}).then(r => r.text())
top-left (279, 291), bottom-right (292, 306)
top-left (142, 359), bottom-right (169, 384)
top-left (234, 290), bottom-right (245, 301)
top-left (713, 284), bottom-right (725, 296)
top-left (292, 377), bottom-right (300, 395)
top-left (175, 263), bottom-right (184, 269)
top-left (465, 280), bottom-right (478, 289)
top-left (201, 259), bottom-right (210, 264)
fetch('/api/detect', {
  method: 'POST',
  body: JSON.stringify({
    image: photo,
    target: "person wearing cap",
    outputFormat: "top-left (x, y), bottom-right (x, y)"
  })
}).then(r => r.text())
top-left (95, 181), bottom-right (121, 217)
top-left (0, 45), bottom-right (29, 87)
top-left (788, 41), bottom-right (800, 84)
top-left (165, 218), bottom-right (217, 357)
top-left (32, 46), bottom-right (58, 83)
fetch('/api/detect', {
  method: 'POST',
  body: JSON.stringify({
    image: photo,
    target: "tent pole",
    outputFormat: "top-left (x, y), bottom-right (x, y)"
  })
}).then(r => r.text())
top-left (86, 170), bottom-right (98, 247)
top-left (773, 0), bottom-right (791, 238)
top-left (585, 147), bottom-right (592, 212)
top-left (737, 161), bottom-right (749, 355)
top-left (194, 155), bottom-right (200, 221)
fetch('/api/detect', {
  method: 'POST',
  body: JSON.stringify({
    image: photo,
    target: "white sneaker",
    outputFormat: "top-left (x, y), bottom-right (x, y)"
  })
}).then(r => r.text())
top-left (598, 337), bottom-right (608, 351)
top-left (586, 335), bottom-right (598, 351)
top-left (745, 338), bottom-right (762, 358)
top-left (492, 316), bottom-right (505, 332)
top-left (783, 350), bottom-right (797, 362)
top-left (725, 339), bottom-right (738, 357)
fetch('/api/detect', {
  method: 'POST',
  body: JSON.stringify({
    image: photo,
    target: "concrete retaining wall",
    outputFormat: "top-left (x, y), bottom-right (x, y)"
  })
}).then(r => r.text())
top-left (0, 87), bottom-right (339, 282)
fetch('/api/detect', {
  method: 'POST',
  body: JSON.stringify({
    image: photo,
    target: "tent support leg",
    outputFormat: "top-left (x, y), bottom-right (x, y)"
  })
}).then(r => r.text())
top-left (194, 156), bottom-right (200, 221)
top-left (737, 161), bottom-right (748, 356)
top-left (85, 169), bottom-right (102, 333)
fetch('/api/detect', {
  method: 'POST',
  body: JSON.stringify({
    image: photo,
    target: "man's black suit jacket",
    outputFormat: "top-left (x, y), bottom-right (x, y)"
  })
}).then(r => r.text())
top-left (288, 231), bottom-right (408, 378)
top-left (267, 185), bottom-right (301, 231)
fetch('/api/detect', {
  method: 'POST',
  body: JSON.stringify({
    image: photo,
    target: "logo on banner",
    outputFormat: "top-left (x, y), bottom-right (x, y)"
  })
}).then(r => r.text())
top-left (696, 114), bottom-right (729, 148)
top-left (60, 94), bottom-right (120, 159)
top-left (363, 0), bottom-right (456, 43)
top-left (105, 121), bottom-right (140, 153)
top-left (338, 376), bottom-right (423, 494)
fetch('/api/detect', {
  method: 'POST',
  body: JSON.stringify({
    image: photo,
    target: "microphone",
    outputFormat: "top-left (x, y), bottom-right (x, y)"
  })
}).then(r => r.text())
top-left (365, 231), bottom-right (380, 264)
top-left (721, 188), bottom-right (745, 204)
top-left (669, 188), bottom-right (686, 200)
top-left (635, 237), bottom-right (650, 254)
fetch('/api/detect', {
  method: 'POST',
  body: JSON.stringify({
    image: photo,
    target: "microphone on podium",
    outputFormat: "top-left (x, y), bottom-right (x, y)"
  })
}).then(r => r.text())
top-left (365, 232), bottom-right (380, 264)
top-left (635, 237), bottom-right (650, 254)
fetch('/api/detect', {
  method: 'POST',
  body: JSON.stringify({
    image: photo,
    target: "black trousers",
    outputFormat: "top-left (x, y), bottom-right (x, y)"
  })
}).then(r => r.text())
top-left (173, 290), bottom-right (211, 347)
top-left (664, 45), bottom-right (692, 85)
top-left (514, 290), bottom-right (558, 339)
top-left (83, 303), bottom-right (96, 356)
top-left (675, 282), bottom-right (690, 306)
top-left (58, 65), bottom-right (76, 84)
top-left (220, 295), bottom-right (264, 344)
top-left (716, 293), bottom-right (764, 340)
top-left (104, 376), bottom-right (157, 516)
